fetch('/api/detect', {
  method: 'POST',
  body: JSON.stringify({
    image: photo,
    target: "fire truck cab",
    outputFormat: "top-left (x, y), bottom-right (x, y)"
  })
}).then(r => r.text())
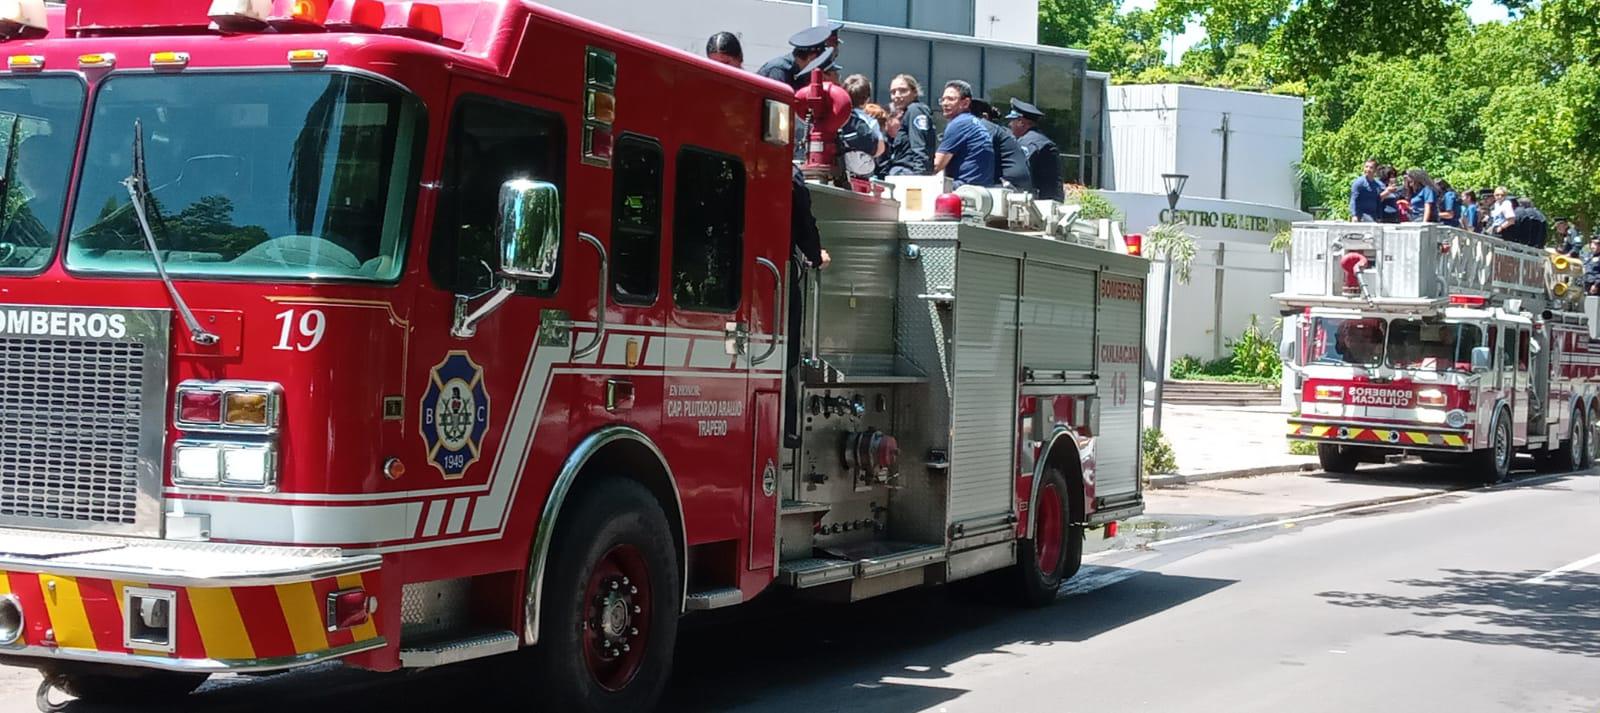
top-left (1280, 221), bottom-right (1600, 481)
top-left (0, 2), bottom-right (1146, 711)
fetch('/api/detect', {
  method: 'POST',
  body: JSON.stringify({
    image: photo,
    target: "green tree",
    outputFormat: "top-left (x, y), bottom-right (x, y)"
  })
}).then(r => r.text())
top-left (1038, 0), bottom-right (1115, 50)
top-left (1272, 0), bottom-right (1469, 82)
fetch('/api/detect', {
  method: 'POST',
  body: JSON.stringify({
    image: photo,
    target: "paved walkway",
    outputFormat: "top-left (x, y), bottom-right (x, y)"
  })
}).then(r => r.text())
top-left (1155, 403), bottom-right (1315, 476)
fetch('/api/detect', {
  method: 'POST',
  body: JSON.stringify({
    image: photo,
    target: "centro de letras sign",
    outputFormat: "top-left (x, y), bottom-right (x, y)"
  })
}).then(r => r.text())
top-left (1159, 208), bottom-right (1293, 234)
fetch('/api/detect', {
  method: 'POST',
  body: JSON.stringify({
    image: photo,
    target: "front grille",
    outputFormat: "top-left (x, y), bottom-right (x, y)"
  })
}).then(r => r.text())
top-left (0, 306), bottom-right (169, 536)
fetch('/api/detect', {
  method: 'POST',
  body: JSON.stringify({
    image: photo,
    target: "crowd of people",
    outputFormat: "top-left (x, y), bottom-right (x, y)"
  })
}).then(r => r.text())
top-left (703, 25), bottom-right (1067, 201)
top-left (1347, 158), bottom-right (1600, 293)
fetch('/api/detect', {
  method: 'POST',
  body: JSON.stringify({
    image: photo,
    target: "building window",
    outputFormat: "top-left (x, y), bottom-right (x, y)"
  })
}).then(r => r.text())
top-left (1035, 54), bottom-right (1086, 185)
top-left (430, 96), bottom-right (565, 295)
top-left (672, 148), bottom-right (745, 312)
top-left (910, 0), bottom-right (974, 35)
top-left (982, 48), bottom-right (1032, 108)
top-left (611, 135), bottom-right (664, 305)
top-left (845, 0), bottom-right (908, 27)
top-left (873, 35), bottom-right (930, 107)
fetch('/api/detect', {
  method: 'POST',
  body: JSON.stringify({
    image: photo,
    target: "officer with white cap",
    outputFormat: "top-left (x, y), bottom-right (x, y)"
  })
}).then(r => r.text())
top-left (757, 22), bottom-right (843, 91)
top-left (1007, 98), bottom-right (1065, 201)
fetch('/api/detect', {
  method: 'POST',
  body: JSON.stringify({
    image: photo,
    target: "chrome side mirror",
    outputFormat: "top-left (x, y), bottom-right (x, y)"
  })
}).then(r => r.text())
top-left (497, 179), bottom-right (561, 281)
top-left (1470, 346), bottom-right (1491, 373)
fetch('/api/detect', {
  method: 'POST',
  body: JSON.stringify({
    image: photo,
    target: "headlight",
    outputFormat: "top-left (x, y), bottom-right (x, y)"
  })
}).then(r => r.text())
top-left (1417, 388), bottom-right (1447, 408)
top-left (1445, 409), bottom-right (1468, 428)
top-left (1313, 384), bottom-right (1344, 401)
top-left (173, 440), bottom-right (277, 490)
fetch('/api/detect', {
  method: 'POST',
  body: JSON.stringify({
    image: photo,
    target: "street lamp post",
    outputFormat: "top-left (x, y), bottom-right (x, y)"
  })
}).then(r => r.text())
top-left (1151, 173), bottom-right (1188, 432)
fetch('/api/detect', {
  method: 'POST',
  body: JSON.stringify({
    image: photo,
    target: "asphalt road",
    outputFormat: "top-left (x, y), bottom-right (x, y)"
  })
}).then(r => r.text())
top-left (3, 469), bottom-right (1597, 713)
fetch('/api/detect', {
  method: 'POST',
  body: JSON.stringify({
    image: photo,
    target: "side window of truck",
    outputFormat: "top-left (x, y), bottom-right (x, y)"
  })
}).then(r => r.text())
top-left (1500, 326), bottom-right (1517, 370)
top-left (430, 96), bottom-right (566, 296)
top-left (611, 135), bottom-right (664, 305)
top-left (1518, 330), bottom-right (1530, 369)
top-left (671, 147), bottom-right (745, 312)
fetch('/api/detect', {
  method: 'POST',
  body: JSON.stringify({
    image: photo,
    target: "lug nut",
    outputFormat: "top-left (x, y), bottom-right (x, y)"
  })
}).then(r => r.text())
top-left (621, 577), bottom-right (630, 585)
top-left (629, 627), bottom-right (638, 636)
top-left (632, 605), bottom-right (642, 614)
top-left (610, 581), bottom-right (619, 591)
top-left (628, 586), bottom-right (637, 594)
top-left (621, 643), bottom-right (630, 653)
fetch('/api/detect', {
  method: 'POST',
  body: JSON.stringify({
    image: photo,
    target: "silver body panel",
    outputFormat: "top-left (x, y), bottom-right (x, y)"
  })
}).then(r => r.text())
top-left (1284, 222), bottom-right (1550, 307)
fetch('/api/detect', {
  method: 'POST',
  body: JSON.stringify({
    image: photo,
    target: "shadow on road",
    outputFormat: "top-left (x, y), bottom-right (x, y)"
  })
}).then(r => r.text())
top-left (661, 568), bottom-right (1233, 712)
top-left (37, 568), bottom-right (1230, 713)
top-left (1317, 568), bottom-right (1600, 658)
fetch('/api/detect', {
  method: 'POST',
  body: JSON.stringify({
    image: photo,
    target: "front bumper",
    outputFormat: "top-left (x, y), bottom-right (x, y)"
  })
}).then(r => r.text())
top-left (1288, 419), bottom-right (1472, 452)
top-left (0, 527), bottom-right (384, 673)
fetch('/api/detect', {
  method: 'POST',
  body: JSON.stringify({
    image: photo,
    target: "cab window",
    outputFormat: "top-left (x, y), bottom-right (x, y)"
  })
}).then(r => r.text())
top-left (671, 147), bottom-right (744, 312)
top-left (430, 96), bottom-right (565, 295)
top-left (610, 136), bottom-right (663, 305)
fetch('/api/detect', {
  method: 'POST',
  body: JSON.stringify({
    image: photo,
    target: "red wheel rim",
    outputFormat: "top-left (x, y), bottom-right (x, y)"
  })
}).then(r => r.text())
top-left (1035, 482), bottom-right (1064, 575)
top-left (580, 544), bottom-right (652, 691)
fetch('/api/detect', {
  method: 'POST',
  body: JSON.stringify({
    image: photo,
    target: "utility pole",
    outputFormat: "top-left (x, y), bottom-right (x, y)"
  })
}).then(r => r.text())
top-left (1212, 113), bottom-right (1232, 200)
top-left (1151, 173), bottom-right (1188, 433)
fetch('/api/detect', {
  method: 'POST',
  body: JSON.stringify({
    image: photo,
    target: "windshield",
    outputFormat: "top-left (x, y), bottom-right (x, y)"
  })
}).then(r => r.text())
top-left (0, 76), bottom-right (86, 272)
top-left (1309, 316), bottom-right (1483, 372)
top-left (1309, 316), bottom-right (1387, 367)
top-left (1386, 320), bottom-right (1483, 371)
top-left (67, 72), bottom-right (423, 281)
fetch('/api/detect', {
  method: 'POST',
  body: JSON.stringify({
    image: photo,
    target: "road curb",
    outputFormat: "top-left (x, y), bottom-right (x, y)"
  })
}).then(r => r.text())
top-left (1146, 462), bottom-right (1318, 489)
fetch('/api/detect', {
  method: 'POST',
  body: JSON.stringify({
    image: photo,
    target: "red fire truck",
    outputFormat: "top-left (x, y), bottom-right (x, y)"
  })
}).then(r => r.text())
top-left (1280, 221), bottom-right (1600, 481)
top-left (0, 2), bottom-right (1147, 710)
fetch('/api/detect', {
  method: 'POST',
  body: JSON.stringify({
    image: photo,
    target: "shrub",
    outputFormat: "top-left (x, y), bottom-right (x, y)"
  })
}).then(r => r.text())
top-left (1141, 428), bottom-right (1178, 475)
top-left (1227, 316), bottom-right (1282, 380)
top-left (1065, 185), bottom-right (1124, 222)
top-left (1288, 440), bottom-right (1318, 456)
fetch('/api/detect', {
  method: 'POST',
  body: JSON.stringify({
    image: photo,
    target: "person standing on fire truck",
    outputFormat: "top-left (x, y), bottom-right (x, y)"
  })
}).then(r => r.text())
top-left (1007, 98), bottom-right (1065, 201)
top-left (705, 31), bottom-right (743, 68)
top-left (934, 80), bottom-right (997, 188)
top-left (787, 165), bottom-right (829, 446)
top-left (758, 23), bottom-right (841, 90)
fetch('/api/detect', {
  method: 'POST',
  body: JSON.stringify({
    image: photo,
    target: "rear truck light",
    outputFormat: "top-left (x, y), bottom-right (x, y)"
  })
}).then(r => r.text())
top-left (149, 51), bottom-right (190, 69)
top-left (0, 593), bottom-right (22, 646)
top-left (123, 587), bottom-right (177, 653)
top-left (173, 440), bottom-right (279, 490)
top-left (762, 98), bottom-right (792, 146)
top-left (1313, 384), bottom-right (1344, 401)
top-left (0, 0), bottom-right (47, 40)
top-left (1104, 521), bottom-right (1119, 539)
top-left (5, 54), bottom-right (42, 71)
top-left (1124, 233), bottom-right (1143, 256)
top-left (1449, 294), bottom-right (1487, 307)
top-left (326, 588), bottom-right (376, 632)
top-left (77, 53), bottom-right (115, 69)
top-left (175, 380), bottom-right (282, 433)
top-left (1417, 388), bottom-right (1447, 408)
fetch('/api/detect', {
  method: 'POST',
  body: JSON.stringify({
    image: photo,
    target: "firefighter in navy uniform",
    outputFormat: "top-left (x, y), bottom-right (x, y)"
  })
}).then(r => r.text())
top-left (757, 22), bottom-right (841, 91)
top-left (1007, 98), bottom-right (1065, 201)
top-left (786, 165), bottom-right (829, 446)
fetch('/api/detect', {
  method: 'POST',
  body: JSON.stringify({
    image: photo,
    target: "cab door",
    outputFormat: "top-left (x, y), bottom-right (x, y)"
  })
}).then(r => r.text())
top-left (659, 147), bottom-right (754, 552)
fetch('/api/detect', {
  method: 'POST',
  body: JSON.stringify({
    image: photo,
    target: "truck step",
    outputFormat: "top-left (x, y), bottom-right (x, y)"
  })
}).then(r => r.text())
top-left (684, 587), bottom-right (743, 611)
top-left (778, 543), bottom-right (947, 589)
top-left (780, 499), bottom-right (831, 516)
top-left (399, 629), bottom-right (520, 668)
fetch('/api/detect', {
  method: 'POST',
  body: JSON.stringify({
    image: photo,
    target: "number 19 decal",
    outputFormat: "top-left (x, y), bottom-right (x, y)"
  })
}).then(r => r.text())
top-left (274, 309), bottom-right (327, 351)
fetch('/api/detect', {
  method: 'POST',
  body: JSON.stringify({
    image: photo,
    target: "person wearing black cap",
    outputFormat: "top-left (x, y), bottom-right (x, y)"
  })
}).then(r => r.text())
top-left (757, 22), bottom-right (842, 91)
top-left (705, 31), bottom-right (743, 69)
top-left (970, 99), bottom-right (1031, 192)
top-left (1007, 98), bottom-right (1064, 201)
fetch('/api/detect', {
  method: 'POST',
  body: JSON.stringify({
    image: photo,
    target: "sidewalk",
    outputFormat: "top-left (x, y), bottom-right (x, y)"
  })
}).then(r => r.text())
top-left (1153, 403), bottom-right (1315, 482)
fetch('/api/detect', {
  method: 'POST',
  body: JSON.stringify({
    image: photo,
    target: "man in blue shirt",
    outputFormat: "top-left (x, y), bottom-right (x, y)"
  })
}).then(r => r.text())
top-left (1349, 158), bottom-right (1382, 221)
top-left (933, 80), bottom-right (997, 187)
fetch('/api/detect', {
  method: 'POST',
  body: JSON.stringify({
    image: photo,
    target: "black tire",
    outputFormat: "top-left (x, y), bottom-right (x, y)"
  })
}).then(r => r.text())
top-left (43, 665), bottom-right (206, 703)
top-left (532, 477), bottom-right (680, 713)
top-left (1317, 443), bottom-right (1359, 473)
top-left (1555, 405), bottom-right (1586, 471)
top-left (1473, 410), bottom-right (1513, 483)
top-left (1585, 404), bottom-right (1598, 468)
top-left (1009, 467), bottom-right (1083, 608)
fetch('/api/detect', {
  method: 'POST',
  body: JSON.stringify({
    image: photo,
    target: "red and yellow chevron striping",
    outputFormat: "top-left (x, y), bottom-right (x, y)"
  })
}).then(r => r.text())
top-left (1288, 422), bottom-right (1468, 449)
top-left (0, 569), bottom-right (381, 663)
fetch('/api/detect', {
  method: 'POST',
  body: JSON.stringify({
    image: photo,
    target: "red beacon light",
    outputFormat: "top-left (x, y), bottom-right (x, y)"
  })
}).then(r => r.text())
top-left (933, 192), bottom-right (964, 221)
top-left (0, 0), bottom-right (49, 40)
top-left (1448, 294), bottom-right (1488, 307)
top-left (382, 2), bottom-right (443, 41)
top-left (1124, 232), bottom-right (1143, 256)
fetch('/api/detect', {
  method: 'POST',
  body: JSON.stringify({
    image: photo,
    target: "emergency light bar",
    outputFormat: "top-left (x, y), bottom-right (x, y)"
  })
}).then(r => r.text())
top-left (0, 0), bottom-right (48, 40)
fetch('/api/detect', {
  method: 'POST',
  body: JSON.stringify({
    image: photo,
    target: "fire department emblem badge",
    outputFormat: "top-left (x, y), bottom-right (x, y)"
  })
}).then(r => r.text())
top-left (421, 351), bottom-right (490, 479)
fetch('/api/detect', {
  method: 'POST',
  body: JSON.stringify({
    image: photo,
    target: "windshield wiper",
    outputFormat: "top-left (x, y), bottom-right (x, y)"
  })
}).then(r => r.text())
top-left (0, 116), bottom-right (21, 232)
top-left (122, 119), bottom-right (218, 346)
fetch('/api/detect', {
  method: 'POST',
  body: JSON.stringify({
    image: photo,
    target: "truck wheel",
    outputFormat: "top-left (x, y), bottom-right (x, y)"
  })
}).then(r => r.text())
top-left (1474, 412), bottom-right (1513, 483)
top-left (1587, 405), bottom-right (1598, 468)
top-left (41, 666), bottom-right (206, 704)
top-left (1317, 443), bottom-right (1359, 473)
top-left (533, 477), bottom-right (679, 713)
top-left (1556, 405), bottom-right (1586, 471)
top-left (1010, 467), bottom-right (1082, 608)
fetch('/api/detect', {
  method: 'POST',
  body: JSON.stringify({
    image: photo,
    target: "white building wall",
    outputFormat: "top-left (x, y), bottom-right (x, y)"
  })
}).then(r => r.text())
top-left (539, 0), bottom-right (823, 72)
top-left (1101, 191), bottom-right (1309, 377)
top-left (973, 0), bottom-right (1040, 44)
top-left (1106, 84), bottom-right (1304, 208)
